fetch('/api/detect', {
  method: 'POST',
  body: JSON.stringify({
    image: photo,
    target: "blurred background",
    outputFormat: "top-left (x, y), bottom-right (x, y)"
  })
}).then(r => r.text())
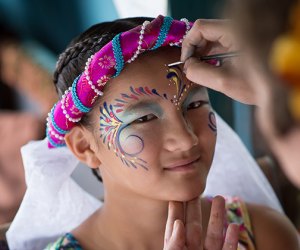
top-left (0, 0), bottom-right (299, 244)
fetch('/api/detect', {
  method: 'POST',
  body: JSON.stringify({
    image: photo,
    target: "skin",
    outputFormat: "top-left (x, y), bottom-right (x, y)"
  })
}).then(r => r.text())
top-left (181, 19), bottom-right (300, 249)
top-left (64, 47), bottom-right (298, 249)
top-left (181, 19), bottom-right (300, 188)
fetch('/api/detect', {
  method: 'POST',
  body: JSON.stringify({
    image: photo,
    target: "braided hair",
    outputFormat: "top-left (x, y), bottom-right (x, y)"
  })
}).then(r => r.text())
top-left (53, 17), bottom-right (153, 182)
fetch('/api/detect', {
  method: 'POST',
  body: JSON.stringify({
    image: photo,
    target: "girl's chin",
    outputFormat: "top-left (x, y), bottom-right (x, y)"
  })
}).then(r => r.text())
top-left (169, 187), bottom-right (205, 202)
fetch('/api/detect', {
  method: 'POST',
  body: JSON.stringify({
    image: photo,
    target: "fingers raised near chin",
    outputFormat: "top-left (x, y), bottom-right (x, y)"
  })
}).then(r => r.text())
top-left (204, 196), bottom-right (226, 249)
top-left (164, 219), bottom-right (186, 250)
top-left (165, 201), bottom-right (185, 244)
top-left (185, 197), bottom-right (203, 249)
top-left (222, 223), bottom-right (239, 250)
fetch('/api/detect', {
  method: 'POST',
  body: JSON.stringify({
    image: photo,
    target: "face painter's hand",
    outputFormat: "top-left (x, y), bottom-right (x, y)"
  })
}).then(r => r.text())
top-left (181, 19), bottom-right (261, 106)
top-left (163, 196), bottom-right (239, 250)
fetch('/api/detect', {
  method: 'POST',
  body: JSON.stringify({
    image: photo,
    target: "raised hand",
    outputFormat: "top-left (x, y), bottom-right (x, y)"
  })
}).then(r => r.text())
top-left (163, 196), bottom-right (239, 250)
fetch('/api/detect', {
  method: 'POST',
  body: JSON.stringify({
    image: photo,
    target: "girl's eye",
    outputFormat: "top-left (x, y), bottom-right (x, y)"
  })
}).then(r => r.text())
top-left (132, 114), bottom-right (157, 124)
top-left (187, 100), bottom-right (208, 110)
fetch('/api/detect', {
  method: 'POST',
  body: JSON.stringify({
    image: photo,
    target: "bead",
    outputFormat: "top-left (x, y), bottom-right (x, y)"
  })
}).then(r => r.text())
top-left (46, 129), bottom-right (66, 147)
top-left (48, 105), bottom-right (69, 135)
top-left (126, 20), bottom-right (150, 63)
top-left (84, 55), bottom-right (103, 96)
top-left (170, 18), bottom-right (190, 47)
top-left (60, 89), bottom-right (81, 123)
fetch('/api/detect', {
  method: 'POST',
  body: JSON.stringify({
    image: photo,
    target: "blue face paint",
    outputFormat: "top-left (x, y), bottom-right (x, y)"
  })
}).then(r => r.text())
top-left (120, 101), bottom-right (164, 124)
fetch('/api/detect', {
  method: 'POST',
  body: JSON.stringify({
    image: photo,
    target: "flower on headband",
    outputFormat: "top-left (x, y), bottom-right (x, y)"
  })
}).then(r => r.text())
top-left (98, 55), bottom-right (115, 69)
top-left (97, 75), bottom-right (110, 87)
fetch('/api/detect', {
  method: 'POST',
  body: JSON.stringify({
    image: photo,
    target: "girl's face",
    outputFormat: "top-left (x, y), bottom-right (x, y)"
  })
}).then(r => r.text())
top-left (90, 47), bottom-right (216, 202)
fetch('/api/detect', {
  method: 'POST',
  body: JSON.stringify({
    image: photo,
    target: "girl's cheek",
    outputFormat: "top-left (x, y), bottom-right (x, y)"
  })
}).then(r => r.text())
top-left (208, 111), bottom-right (217, 134)
top-left (119, 128), bottom-right (145, 156)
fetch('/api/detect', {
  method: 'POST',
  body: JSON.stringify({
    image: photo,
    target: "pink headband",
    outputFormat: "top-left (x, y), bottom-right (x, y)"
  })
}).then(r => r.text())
top-left (47, 15), bottom-right (192, 148)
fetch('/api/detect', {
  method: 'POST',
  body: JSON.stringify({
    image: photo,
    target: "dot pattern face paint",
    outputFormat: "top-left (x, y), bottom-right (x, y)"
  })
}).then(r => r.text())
top-left (99, 86), bottom-right (168, 170)
top-left (166, 66), bottom-right (192, 109)
top-left (208, 111), bottom-right (217, 134)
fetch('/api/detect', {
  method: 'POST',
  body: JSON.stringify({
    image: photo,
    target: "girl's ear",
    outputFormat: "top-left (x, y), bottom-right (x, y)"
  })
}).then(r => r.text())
top-left (64, 126), bottom-right (101, 169)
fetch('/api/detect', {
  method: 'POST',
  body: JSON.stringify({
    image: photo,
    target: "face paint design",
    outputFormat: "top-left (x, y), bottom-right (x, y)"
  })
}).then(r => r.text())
top-left (100, 102), bottom-right (148, 170)
top-left (208, 111), bottom-right (217, 133)
top-left (166, 66), bottom-right (192, 109)
top-left (113, 86), bottom-right (168, 113)
top-left (100, 86), bottom-right (168, 170)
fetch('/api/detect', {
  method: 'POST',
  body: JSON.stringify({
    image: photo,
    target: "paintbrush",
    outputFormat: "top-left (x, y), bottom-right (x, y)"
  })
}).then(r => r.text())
top-left (167, 51), bottom-right (240, 67)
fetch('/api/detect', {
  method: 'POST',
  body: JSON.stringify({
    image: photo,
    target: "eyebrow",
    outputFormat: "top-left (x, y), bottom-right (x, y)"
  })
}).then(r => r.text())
top-left (122, 99), bottom-right (163, 116)
top-left (117, 85), bottom-right (206, 116)
top-left (182, 85), bottom-right (206, 101)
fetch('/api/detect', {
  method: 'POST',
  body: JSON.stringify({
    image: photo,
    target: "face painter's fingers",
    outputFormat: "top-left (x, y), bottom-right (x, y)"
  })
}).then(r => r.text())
top-left (165, 201), bottom-right (185, 245)
top-left (181, 19), bottom-right (233, 62)
top-left (204, 196), bottom-right (226, 250)
top-left (185, 197), bottom-right (203, 250)
top-left (222, 223), bottom-right (239, 250)
top-left (183, 57), bottom-right (259, 105)
top-left (164, 219), bottom-right (187, 250)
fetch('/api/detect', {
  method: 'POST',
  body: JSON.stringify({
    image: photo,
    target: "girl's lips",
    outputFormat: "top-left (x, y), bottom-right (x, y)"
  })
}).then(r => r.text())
top-left (163, 157), bottom-right (200, 172)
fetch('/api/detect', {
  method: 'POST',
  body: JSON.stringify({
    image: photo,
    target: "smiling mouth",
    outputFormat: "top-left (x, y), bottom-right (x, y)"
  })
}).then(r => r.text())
top-left (163, 157), bottom-right (201, 172)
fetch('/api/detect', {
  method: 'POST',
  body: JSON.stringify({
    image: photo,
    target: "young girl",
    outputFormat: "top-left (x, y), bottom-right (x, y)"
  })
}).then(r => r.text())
top-left (40, 16), bottom-right (298, 249)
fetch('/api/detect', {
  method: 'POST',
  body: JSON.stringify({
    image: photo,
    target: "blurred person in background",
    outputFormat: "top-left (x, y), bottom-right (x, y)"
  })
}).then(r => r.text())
top-left (0, 23), bottom-right (55, 237)
top-left (182, 0), bottom-right (300, 188)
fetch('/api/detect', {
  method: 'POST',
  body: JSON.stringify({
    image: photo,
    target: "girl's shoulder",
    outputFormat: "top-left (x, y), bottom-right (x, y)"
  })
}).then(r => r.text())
top-left (246, 202), bottom-right (299, 250)
top-left (45, 233), bottom-right (82, 250)
top-left (205, 196), bottom-right (299, 250)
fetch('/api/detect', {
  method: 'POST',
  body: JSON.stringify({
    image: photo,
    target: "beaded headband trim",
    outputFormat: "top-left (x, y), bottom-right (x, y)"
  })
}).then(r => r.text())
top-left (47, 15), bottom-right (192, 148)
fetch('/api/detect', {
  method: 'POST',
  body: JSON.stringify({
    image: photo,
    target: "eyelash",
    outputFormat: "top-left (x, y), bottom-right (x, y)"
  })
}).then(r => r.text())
top-left (130, 101), bottom-right (208, 124)
top-left (187, 100), bottom-right (208, 110)
top-left (132, 114), bottom-right (158, 124)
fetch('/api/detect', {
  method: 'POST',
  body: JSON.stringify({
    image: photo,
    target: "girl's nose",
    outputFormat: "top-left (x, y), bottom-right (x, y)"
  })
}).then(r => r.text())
top-left (163, 114), bottom-right (198, 152)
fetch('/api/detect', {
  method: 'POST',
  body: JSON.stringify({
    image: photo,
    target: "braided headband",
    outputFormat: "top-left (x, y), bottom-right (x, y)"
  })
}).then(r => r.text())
top-left (47, 15), bottom-right (192, 148)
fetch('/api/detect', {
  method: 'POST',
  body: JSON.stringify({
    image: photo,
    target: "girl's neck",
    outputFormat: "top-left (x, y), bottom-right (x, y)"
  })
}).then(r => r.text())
top-left (73, 189), bottom-right (210, 250)
top-left (98, 190), bottom-right (168, 250)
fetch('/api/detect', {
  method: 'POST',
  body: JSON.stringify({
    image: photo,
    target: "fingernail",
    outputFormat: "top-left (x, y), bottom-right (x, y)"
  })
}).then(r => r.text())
top-left (174, 220), bottom-right (181, 234)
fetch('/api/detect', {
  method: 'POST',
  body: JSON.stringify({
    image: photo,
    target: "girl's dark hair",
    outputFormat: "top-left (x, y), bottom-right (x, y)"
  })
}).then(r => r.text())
top-left (54, 17), bottom-right (153, 182)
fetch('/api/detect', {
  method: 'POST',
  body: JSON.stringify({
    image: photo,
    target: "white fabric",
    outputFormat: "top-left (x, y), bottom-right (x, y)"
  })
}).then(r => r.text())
top-left (7, 114), bottom-right (282, 250)
top-left (204, 114), bottom-right (282, 211)
top-left (6, 139), bottom-right (102, 250)
top-left (112, 0), bottom-right (168, 18)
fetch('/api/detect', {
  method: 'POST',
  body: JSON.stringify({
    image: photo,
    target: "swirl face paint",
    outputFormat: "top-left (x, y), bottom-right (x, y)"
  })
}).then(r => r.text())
top-left (99, 86), bottom-right (167, 170)
top-left (208, 112), bottom-right (217, 133)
